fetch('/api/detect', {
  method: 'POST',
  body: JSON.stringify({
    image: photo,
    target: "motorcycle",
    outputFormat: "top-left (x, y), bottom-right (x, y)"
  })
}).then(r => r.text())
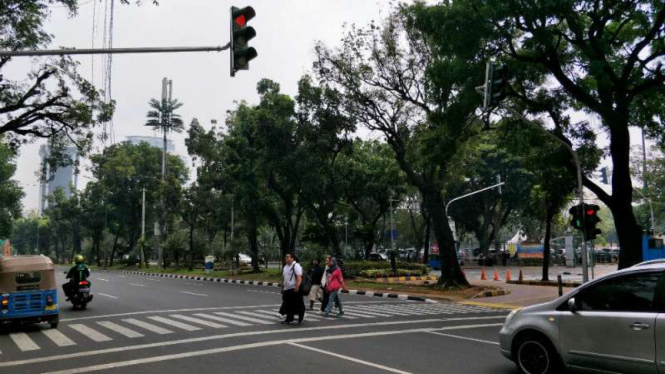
top-left (66, 279), bottom-right (93, 310)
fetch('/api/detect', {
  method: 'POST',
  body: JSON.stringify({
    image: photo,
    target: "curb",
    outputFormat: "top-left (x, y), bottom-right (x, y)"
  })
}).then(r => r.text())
top-left (471, 288), bottom-right (510, 299)
top-left (374, 276), bottom-right (438, 284)
top-left (507, 280), bottom-right (582, 287)
top-left (459, 300), bottom-right (521, 310)
top-left (97, 269), bottom-right (438, 304)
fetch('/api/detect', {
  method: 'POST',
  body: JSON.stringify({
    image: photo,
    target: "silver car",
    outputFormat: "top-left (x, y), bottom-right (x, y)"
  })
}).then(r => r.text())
top-left (500, 262), bottom-right (665, 374)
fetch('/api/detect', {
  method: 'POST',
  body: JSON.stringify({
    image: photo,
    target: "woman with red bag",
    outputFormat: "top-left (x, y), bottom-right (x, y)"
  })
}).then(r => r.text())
top-left (323, 257), bottom-right (346, 318)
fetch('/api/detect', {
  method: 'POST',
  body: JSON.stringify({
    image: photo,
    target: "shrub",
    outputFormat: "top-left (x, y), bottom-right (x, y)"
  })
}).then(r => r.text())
top-left (346, 261), bottom-right (428, 278)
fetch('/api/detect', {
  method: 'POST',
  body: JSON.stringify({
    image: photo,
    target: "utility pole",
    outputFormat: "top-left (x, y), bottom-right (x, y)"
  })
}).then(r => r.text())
top-left (390, 199), bottom-right (395, 251)
top-left (140, 188), bottom-right (146, 268)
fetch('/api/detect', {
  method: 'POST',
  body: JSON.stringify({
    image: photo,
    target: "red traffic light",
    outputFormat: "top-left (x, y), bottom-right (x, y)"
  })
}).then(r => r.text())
top-left (234, 15), bottom-right (247, 27)
top-left (586, 209), bottom-right (595, 216)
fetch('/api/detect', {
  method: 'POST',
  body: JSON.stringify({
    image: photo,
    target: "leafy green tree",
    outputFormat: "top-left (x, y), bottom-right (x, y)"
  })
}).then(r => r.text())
top-left (90, 141), bottom-right (188, 264)
top-left (0, 137), bottom-right (23, 237)
top-left (340, 140), bottom-right (407, 259)
top-left (435, 0), bottom-right (665, 267)
top-left (314, 7), bottom-right (490, 287)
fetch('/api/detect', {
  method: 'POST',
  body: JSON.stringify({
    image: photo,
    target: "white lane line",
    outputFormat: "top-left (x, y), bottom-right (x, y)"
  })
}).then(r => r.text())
top-left (169, 315), bottom-right (227, 328)
top-left (94, 278), bottom-right (109, 282)
top-left (10, 333), bottom-right (40, 352)
top-left (38, 324), bottom-right (502, 374)
top-left (289, 342), bottom-right (413, 374)
top-left (1, 319), bottom-right (505, 369)
top-left (97, 321), bottom-right (144, 338)
top-left (127, 283), bottom-right (145, 287)
top-left (122, 319), bottom-right (173, 335)
top-left (97, 293), bottom-right (118, 299)
top-left (426, 331), bottom-right (500, 345)
top-left (42, 329), bottom-right (77, 347)
top-left (178, 291), bottom-right (208, 297)
top-left (147, 278), bottom-right (161, 282)
top-left (246, 289), bottom-right (280, 295)
top-left (213, 312), bottom-right (274, 325)
top-left (68, 324), bottom-right (113, 342)
top-left (147, 316), bottom-right (201, 331)
top-left (193, 313), bottom-right (252, 327)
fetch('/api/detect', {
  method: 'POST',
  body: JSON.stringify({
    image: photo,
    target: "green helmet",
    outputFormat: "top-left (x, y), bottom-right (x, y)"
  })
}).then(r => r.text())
top-left (74, 255), bottom-right (85, 264)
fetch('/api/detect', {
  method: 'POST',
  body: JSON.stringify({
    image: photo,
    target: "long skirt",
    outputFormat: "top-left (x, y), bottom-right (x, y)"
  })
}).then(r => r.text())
top-left (279, 289), bottom-right (305, 321)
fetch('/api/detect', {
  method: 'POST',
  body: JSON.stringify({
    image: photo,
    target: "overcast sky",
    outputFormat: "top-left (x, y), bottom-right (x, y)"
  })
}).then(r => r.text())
top-left (6, 0), bottom-right (650, 213)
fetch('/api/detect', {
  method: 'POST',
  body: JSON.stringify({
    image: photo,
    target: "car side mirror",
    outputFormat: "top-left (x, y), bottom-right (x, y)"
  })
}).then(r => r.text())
top-left (568, 297), bottom-right (577, 313)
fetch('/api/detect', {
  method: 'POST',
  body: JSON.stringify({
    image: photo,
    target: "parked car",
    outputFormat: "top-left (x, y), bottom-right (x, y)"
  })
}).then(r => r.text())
top-left (500, 260), bottom-right (665, 374)
top-left (368, 252), bottom-right (388, 261)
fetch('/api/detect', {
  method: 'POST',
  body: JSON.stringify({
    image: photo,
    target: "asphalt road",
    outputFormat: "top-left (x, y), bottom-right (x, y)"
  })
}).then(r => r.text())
top-left (0, 270), bottom-right (514, 374)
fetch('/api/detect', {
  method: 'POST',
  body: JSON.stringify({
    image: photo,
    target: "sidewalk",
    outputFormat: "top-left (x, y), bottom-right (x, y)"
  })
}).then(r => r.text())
top-left (461, 279), bottom-right (576, 309)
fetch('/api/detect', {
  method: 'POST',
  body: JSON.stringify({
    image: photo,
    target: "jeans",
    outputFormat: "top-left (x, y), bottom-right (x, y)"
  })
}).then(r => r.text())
top-left (324, 290), bottom-right (343, 315)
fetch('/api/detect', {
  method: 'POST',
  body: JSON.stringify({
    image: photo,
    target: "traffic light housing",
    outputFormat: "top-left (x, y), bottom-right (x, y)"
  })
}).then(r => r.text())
top-left (569, 204), bottom-right (584, 231)
top-left (483, 62), bottom-right (510, 109)
top-left (230, 6), bottom-right (257, 77)
top-left (584, 204), bottom-right (602, 241)
top-left (599, 167), bottom-right (609, 184)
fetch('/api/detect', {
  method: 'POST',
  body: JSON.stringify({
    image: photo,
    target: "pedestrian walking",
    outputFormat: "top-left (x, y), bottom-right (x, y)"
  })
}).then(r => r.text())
top-left (323, 257), bottom-right (346, 318)
top-left (308, 259), bottom-right (324, 311)
top-left (320, 255), bottom-right (340, 313)
top-left (279, 253), bottom-right (305, 324)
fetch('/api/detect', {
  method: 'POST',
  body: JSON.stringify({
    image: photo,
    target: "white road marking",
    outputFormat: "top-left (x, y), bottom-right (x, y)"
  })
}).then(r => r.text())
top-left (94, 278), bottom-right (109, 282)
top-left (426, 331), bottom-right (500, 345)
top-left (97, 293), bottom-right (118, 299)
top-left (39, 323), bottom-right (502, 374)
top-left (127, 283), bottom-right (145, 287)
top-left (178, 291), bottom-right (208, 297)
top-left (237, 310), bottom-right (280, 320)
top-left (0, 319), bottom-right (504, 369)
top-left (359, 305), bottom-right (413, 316)
top-left (169, 314), bottom-right (227, 328)
top-left (332, 310), bottom-right (375, 318)
top-left (96, 321), bottom-right (144, 338)
top-left (246, 289), bottom-right (280, 295)
top-left (147, 278), bottom-right (160, 282)
top-left (213, 311), bottom-right (278, 325)
top-left (193, 313), bottom-right (252, 327)
top-left (42, 329), bottom-right (77, 347)
top-left (147, 316), bottom-right (201, 331)
top-left (122, 319), bottom-right (173, 335)
top-left (343, 307), bottom-right (392, 317)
top-left (289, 342), bottom-right (413, 374)
top-left (10, 333), bottom-right (40, 352)
top-left (69, 324), bottom-right (113, 342)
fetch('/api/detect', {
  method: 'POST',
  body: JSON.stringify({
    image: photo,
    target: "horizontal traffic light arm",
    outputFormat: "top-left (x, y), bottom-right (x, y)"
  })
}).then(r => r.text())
top-left (0, 44), bottom-right (231, 57)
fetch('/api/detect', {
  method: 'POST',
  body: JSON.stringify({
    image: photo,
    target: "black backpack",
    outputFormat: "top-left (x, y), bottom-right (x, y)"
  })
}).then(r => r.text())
top-left (290, 263), bottom-right (312, 296)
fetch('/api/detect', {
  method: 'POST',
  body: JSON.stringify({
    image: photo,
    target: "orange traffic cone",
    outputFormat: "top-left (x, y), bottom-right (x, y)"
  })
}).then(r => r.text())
top-left (518, 269), bottom-right (524, 282)
top-left (493, 269), bottom-right (500, 281)
top-left (505, 269), bottom-right (512, 282)
top-left (481, 267), bottom-right (487, 280)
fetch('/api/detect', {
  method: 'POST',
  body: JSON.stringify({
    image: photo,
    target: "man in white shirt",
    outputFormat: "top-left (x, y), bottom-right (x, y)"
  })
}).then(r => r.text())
top-left (279, 253), bottom-right (305, 324)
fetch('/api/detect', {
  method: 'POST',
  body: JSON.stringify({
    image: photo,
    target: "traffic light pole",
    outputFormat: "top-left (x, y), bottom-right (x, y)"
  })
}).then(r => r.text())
top-left (0, 44), bottom-right (231, 57)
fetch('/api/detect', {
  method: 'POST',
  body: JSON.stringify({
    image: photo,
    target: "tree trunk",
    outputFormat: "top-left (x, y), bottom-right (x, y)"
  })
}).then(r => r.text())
top-left (423, 215), bottom-right (431, 264)
top-left (247, 213), bottom-right (260, 273)
top-left (423, 188), bottom-right (469, 288)
top-left (188, 226), bottom-right (195, 271)
top-left (542, 206), bottom-right (555, 282)
top-left (109, 234), bottom-right (119, 267)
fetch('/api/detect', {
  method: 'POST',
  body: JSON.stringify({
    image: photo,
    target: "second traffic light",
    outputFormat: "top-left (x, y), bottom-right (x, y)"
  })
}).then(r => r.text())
top-left (584, 204), bottom-right (602, 241)
top-left (230, 6), bottom-right (257, 77)
top-left (483, 62), bottom-right (510, 109)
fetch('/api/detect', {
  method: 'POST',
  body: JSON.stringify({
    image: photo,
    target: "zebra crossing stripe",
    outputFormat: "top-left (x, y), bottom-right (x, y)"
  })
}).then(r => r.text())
top-left (393, 305), bottom-right (444, 314)
top-left (147, 316), bottom-right (201, 332)
top-left (122, 318), bottom-right (173, 335)
top-left (193, 313), bottom-right (252, 327)
top-left (169, 315), bottom-right (227, 329)
top-left (10, 333), bottom-right (40, 352)
top-left (42, 329), bottom-right (76, 347)
top-left (343, 307), bottom-right (393, 317)
top-left (213, 312), bottom-right (274, 325)
top-left (334, 310), bottom-right (376, 318)
top-left (359, 305), bottom-right (413, 316)
top-left (97, 321), bottom-right (144, 338)
top-left (236, 311), bottom-right (281, 320)
top-left (69, 324), bottom-right (113, 342)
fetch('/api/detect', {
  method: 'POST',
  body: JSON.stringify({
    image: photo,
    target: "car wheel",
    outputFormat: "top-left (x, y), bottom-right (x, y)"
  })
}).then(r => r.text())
top-left (516, 334), bottom-right (562, 374)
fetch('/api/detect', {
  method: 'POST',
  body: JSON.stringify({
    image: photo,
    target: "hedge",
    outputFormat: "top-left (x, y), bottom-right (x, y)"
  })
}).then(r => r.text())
top-left (343, 261), bottom-right (429, 278)
top-left (359, 268), bottom-right (427, 278)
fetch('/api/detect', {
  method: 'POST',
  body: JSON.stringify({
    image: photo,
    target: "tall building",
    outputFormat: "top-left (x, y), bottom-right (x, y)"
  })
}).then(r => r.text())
top-left (126, 136), bottom-right (175, 152)
top-left (39, 145), bottom-right (78, 213)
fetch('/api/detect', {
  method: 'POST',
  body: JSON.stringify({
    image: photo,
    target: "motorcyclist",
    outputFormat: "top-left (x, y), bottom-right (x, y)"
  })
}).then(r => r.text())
top-left (63, 255), bottom-right (90, 301)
